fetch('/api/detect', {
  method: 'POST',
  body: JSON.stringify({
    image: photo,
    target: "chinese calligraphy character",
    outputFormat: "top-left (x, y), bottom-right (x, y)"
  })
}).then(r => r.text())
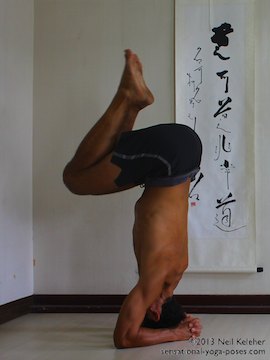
top-left (211, 23), bottom-right (234, 60)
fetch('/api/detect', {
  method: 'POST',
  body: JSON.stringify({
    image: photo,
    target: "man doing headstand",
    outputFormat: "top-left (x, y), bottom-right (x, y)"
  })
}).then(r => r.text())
top-left (63, 49), bottom-right (202, 348)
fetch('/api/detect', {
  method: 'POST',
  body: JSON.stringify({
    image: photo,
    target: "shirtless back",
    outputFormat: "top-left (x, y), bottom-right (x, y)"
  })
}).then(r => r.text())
top-left (133, 182), bottom-right (190, 288)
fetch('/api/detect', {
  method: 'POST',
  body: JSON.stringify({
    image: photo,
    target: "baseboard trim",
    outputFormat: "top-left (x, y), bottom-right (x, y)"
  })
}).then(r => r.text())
top-left (0, 296), bottom-right (33, 325)
top-left (31, 294), bottom-right (270, 314)
top-left (178, 295), bottom-right (270, 314)
top-left (32, 295), bottom-right (125, 313)
top-left (1, 295), bottom-right (269, 325)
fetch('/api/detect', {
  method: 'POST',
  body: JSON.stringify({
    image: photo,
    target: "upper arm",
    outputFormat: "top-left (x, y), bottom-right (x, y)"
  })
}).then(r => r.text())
top-left (113, 285), bottom-right (143, 348)
top-left (113, 274), bottom-right (165, 348)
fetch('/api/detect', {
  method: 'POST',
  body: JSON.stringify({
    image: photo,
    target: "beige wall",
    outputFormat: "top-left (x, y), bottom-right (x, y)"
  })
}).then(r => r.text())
top-left (0, 0), bottom-right (33, 305)
top-left (33, 0), bottom-right (270, 295)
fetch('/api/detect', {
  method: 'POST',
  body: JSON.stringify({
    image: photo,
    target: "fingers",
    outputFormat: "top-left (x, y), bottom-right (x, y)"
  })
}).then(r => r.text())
top-left (181, 314), bottom-right (202, 338)
top-left (188, 318), bottom-right (202, 338)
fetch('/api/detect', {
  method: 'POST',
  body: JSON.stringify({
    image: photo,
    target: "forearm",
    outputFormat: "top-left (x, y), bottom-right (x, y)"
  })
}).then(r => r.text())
top-left (115, 326), bottom-right (178, 349)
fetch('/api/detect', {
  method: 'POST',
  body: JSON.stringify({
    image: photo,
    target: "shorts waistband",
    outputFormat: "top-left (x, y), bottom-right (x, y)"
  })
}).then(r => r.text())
top-left (145, 168), bottom-right (200, 187)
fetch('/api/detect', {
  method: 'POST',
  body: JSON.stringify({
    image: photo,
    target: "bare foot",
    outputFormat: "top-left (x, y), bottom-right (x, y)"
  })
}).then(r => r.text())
top-left (173, 315), bottom-right (202, 341)
top-left (118, 49), bottom-right (154, 110)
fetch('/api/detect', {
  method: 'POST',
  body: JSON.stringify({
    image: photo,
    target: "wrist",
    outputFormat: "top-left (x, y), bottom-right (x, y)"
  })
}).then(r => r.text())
top-left (169, 327), bottom-right (179, 342)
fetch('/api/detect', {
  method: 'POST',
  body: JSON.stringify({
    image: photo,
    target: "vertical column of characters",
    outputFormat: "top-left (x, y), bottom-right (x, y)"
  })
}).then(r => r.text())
top-left (186, 47), bottom-right (205, 206)
top-left (211, 23), bottom-right (245, 233)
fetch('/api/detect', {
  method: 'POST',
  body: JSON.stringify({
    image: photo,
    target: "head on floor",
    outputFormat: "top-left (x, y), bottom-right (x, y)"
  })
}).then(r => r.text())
top-left (142, 296), bottom-right (186, 329)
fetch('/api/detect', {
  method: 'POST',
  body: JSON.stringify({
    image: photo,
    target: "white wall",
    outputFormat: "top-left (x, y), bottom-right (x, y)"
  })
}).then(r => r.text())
top-left (33, 0), bottom-right (270, 295)
top-left (0, 0), bottom-right (34, 305)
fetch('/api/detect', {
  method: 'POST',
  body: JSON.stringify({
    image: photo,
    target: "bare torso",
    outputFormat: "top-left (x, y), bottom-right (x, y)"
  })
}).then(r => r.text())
top-left (133, 180), bottom-right (190, 297)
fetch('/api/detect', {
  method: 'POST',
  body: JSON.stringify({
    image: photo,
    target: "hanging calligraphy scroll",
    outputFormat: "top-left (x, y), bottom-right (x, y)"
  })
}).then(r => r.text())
top-left (175, 0), bottom-right (256, 272)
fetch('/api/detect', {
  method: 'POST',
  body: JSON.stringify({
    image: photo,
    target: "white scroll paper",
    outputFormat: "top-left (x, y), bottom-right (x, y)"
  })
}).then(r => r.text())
top-left (175, 0), bottom-right (256, 272)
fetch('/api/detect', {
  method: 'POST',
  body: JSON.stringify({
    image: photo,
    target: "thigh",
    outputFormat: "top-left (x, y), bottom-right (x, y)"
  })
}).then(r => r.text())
top-left (72, 153), bottom-right (136, 195)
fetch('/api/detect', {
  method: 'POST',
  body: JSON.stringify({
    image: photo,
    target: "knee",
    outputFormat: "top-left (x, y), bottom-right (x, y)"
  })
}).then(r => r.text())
top-left (63, 164), bottom-right (85, 195)
top-left (63, 166), bottom-right (79, 194)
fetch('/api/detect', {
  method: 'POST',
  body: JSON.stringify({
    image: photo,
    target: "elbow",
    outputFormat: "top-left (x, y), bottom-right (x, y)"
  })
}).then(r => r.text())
top-left (113, 330), bottom-right (135, 349)
top-left (114, 339), bottom-right (125, 349)
top-left (113, 333), bottom-right (126, 349)
top-left (113, 332), bottom-right (129, 349)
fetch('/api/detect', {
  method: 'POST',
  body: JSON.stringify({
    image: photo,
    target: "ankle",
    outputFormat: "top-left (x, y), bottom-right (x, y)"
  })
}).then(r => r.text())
top-left (113, 89), bottom-right (141, 113)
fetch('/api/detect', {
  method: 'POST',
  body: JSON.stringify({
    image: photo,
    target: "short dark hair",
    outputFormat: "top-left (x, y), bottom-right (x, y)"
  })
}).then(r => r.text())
top-left (142, 297), bottom-right (186, 329)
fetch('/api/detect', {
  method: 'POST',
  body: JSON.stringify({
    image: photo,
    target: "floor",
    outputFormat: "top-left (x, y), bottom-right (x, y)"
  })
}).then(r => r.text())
top-left (0, 313), bottom-right (269, 360)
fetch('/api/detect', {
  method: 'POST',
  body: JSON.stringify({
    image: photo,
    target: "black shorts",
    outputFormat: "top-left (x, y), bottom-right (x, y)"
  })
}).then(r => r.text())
top-left (111, 123), bottom-right (202, 187)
